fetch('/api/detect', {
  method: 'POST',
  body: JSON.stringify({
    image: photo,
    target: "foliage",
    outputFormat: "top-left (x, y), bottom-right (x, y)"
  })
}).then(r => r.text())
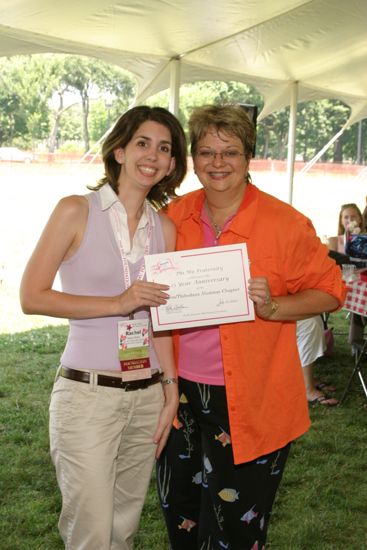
top-left (260, 108), bottom-right (290, 160)
top-left (88, 98), bottom-right (133, 144)
top-left (0, 55), bottom-right (53, 148)
top-left (0, 314), bottom-right (366, 549)
top-left (57, 105), bottom-right (83, 143)
top-left (0, 54), bottom-right (365, 162)
top-left (295, 100), bottom-right (351, 162)
top-left (134, 80), bottom-right (363, 163)
top-left (58, 141), bottom-right (84, 153)
top-left (146, 80), bottom-right (263, 140)
top-left (51, 54), bottom-right (135, 152)
top-left (0, 54), bottom-right (136, 153)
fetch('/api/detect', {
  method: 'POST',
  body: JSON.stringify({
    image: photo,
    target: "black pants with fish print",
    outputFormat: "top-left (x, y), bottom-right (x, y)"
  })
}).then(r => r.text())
top-left (156, 378), bottom-right (290, 550)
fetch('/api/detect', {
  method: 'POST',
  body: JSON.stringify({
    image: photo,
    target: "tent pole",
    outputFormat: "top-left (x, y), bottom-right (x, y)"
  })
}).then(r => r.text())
top-left (286, 82), bottom-right (299, 204)
top-left (299, 125), bottom-right (347, 175)
top-left (169, 58), bottom-right (181, 116)
top-left (357, 120), bottom-right (363, 164)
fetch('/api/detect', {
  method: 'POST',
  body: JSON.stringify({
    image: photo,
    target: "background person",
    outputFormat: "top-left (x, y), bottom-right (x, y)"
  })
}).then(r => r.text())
top-left (20, 106), bottom-right (187, 550)
top-left (327, 202), bottom-right (365, 351)
top-left (156, 104), bottom-right (345, 550)
top-left (327, 202), bottom-right (364, 253)
top-left (296, 316), bottom-right (338, 406)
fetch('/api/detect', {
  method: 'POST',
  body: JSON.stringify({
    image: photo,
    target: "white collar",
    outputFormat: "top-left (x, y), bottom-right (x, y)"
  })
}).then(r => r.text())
top-left (99, 183), bottom-right (120, 211)
top-left (98, 184), bottom-right (154, 228)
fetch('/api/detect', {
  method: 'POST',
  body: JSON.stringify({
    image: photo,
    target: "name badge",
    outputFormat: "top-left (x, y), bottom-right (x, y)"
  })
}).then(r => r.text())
top-left (118, 318), bottom-right (152, 381)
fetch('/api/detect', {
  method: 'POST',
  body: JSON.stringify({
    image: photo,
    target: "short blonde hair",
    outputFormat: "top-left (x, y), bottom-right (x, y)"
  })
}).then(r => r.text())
top-left (188, 104), bottom-right (256, 160)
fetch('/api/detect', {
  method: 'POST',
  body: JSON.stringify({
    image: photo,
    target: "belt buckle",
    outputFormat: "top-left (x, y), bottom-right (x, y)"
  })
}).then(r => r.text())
top-left (124, 378), bottom-right (149, 392)
top-left (124, 379), bottom-right (141, 392)
top-left (123, 372), bottom-right (159, 391)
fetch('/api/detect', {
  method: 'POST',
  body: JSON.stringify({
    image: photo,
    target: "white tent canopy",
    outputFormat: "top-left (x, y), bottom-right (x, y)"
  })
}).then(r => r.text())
top-left (1, 0), bottom-right (367, 124)
top-left (1, 0), bottom-right (367, 200)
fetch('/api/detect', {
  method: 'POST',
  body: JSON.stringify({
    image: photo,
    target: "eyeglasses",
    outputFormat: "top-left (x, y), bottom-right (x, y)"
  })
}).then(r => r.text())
top-left (196, 149), bottom-right (246, 161)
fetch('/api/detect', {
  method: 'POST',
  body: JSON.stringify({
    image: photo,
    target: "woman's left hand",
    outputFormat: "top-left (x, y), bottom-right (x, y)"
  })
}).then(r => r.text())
top-left (153, 389), bottom-right (179, 459)
top-left (248, 276), bottom-right (275, 320)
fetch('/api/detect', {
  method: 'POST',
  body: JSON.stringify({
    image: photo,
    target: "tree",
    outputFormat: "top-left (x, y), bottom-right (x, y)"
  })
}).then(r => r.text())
top-left (146, 80), bottom-right (263, 154)
top-left (45, 56), bottom-right (74, 153)
top-left (60, 56), bottom-right (135, 152)
top-left (0, 54), bottom-right (363, 163)
top-left (0, 54), bottom-right (136, 151)
top-left (0, 56), bottom-right (52, 147)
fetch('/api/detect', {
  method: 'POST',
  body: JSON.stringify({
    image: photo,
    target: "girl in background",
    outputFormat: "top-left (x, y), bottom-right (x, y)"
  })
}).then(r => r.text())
top-left (328, 202), bottom-right (365, 349)
top-left (328, 202), bottom-right (364, 253)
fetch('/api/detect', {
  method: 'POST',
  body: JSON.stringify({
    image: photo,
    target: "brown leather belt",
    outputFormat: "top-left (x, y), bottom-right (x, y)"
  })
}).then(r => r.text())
top-left (59, 366), bottom-right (162, 391)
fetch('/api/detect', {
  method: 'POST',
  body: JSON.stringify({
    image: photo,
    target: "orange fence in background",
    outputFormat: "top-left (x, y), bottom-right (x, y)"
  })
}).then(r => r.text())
top-left (31, 152), bottom-right (102, 163)
top-left (4, 152), bottom-right (366, 176)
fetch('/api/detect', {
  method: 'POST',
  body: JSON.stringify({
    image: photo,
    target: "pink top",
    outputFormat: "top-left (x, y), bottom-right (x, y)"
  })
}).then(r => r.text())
top-left (178, 206), bottom-right (234, 385)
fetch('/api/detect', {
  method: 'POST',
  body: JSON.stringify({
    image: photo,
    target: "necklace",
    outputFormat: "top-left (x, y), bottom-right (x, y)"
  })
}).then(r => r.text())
top-left (205, 202), bottom-right (223, 239)
top-left (211, 220), bottom-right (223, 239)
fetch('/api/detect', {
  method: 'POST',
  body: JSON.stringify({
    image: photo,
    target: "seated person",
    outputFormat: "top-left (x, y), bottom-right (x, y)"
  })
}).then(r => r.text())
top-left (327, 202), bottom-right (365, 349)
top-left (327, 203), bottom-right (364, 253)
top-left (296, 316), bottom-right (338, 406)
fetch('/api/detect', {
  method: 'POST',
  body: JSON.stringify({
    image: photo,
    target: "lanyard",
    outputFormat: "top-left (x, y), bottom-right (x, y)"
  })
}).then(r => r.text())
top-left (112, 204), bottom-right (153, 290)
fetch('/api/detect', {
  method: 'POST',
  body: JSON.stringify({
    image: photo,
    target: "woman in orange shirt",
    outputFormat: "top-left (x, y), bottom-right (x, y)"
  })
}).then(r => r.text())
top-left (157, 104), bottom-right (345, 550)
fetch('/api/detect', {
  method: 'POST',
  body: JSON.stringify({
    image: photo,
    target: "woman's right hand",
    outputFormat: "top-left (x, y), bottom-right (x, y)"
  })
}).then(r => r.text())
top-left (117, 280), bottom-right (170, 316)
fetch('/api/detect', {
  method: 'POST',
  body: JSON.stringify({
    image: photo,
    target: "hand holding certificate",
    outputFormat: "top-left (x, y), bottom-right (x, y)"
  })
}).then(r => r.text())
top-left (144, 243), bottom-right (254, 331)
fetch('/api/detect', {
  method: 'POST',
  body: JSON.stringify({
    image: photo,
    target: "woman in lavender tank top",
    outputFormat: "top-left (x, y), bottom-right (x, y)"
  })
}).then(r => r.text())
top-left (20, 106), bottom-right (187, 549)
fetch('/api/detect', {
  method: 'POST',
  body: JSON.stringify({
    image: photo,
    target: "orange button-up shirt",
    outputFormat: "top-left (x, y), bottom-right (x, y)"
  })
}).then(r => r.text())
top-left (167, 183), bottom-right (346, 464)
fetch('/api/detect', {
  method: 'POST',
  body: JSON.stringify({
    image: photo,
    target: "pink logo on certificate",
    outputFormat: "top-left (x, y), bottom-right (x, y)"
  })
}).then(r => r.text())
top-left (151, 257), bottom-right (177, 274)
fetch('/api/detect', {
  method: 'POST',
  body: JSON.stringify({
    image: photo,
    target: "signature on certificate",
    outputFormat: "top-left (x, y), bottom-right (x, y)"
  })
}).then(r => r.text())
top-left (165, 304), bottom-right (188, 314)
top-left (216, 298), bottom-right (238, 307)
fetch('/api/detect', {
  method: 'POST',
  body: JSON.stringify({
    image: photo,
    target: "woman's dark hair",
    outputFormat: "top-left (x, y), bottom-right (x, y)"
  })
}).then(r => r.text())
top-left (92, 106), bottom-right (187, 208)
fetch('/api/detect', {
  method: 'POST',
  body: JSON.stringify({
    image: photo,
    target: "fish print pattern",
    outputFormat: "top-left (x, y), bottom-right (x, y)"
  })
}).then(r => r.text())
top-left (157, 379), bottom-right (289, 550)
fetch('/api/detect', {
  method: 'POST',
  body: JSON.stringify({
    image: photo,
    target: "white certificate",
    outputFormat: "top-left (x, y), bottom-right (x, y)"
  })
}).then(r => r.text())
top-left (144, 243), bottom-right (254, 331)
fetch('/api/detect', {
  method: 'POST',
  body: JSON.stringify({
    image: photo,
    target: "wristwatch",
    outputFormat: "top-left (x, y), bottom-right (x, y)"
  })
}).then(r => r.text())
top-left (268, 300), bottom-right (279, 318)
top-left (161, 377), bottom-right (178, 385)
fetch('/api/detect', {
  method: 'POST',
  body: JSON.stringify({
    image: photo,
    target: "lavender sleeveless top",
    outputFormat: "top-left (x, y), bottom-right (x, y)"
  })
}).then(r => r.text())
top-left (59, 191), bottom-right (166, 371)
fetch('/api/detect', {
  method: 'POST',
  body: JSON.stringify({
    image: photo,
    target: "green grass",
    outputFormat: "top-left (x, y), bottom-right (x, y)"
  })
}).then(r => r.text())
top-left (0, 313), bottom-right (366, 549)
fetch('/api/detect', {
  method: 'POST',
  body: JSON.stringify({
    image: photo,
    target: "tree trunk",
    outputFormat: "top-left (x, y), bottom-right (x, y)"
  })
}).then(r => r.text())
top-left (333, 137), bottom-right (343, 163)
top-left (48, 93), bottom-right (64, 153)
top-left (262, 131), bottom-right (269, 159)
top-left (81, 92), bottom-right (90, 152)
